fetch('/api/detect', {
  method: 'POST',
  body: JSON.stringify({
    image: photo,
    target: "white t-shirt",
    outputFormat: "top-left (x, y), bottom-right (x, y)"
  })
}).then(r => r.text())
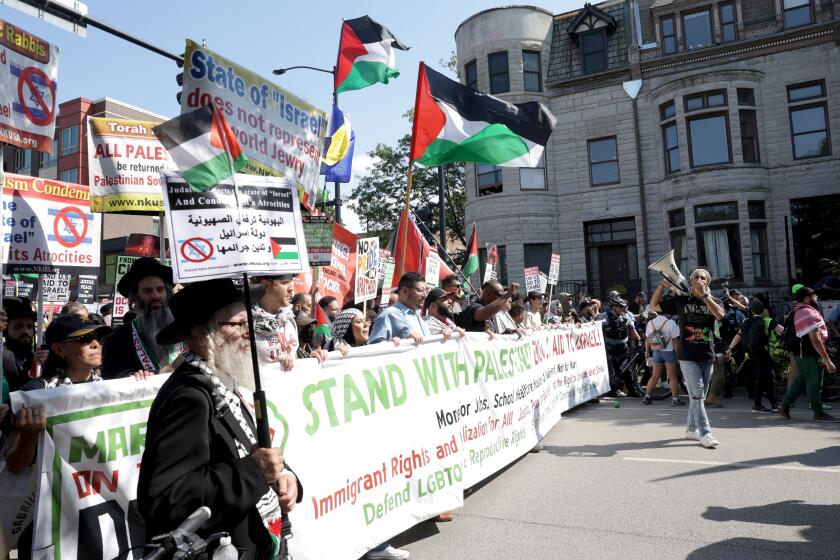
top-left (646, 315), bottom-right (679, 352)
top-left (524, 310), bottom-right (542, 329)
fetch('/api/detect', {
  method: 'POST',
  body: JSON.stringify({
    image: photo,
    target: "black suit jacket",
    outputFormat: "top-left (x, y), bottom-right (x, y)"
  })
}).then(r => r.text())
top-left (137, 362), bottom-right (301, 559)
top-left (100, 323), bottom-right (142, 379)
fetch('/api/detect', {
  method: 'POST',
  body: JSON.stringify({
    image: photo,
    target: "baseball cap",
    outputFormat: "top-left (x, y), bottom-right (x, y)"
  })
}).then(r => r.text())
top-left (791, 283), bottom-right (804, 295)
top-left (424, 288), bottom-right (448, 311)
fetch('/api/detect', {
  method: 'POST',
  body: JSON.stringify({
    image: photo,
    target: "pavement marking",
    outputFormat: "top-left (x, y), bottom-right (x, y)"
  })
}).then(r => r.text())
top-left (623, 456), bottom-right (840, 474)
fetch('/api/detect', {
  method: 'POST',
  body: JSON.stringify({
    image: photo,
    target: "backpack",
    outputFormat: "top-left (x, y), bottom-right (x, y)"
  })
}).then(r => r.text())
top-left (741, 316), bottom-right (770, 353)
top-left (780, 309), bottom-right (801, 354)
top-left (648, 317), bottom-right (669, 351)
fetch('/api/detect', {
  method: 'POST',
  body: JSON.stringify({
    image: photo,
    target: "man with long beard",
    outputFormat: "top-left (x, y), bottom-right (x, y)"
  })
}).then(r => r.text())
top-left (138, 278), bottom-right (301, 558)
top-left (101, 258), bottom-right (179, 378)
top-left (1, 297), bottom-right (47, 394)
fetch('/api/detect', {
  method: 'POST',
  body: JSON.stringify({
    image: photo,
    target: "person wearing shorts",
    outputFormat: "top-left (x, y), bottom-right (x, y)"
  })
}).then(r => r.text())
top-left (643, 312), bottom-right (683, 406)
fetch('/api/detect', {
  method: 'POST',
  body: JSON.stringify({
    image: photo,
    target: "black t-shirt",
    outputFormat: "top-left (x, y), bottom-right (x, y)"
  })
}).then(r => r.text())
top-left (659, 294), bottom-right (720, 362)
top-left (456, 303), bottom-right (487, 332)
top-left (628, 302), bottom-right (643, 314)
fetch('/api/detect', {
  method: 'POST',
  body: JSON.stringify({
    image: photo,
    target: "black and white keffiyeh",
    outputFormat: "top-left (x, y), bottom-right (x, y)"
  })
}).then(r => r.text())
top-left (331, 308), bottom-right (362, 342)
top-left (43, 370), bottom-right (102, 388)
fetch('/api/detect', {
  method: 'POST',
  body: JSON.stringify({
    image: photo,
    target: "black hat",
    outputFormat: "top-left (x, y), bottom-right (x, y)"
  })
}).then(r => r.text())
top-left (156, 279), bottom-right (244, 345)
top-left (795, 286), bottom-right (816, 302)
top-left (3, 297), bottom-right (35, 321)
top-left (117, 257), bottom-right (173, 298)
top-left (578, 299), bottom-right (594, 310)
top-left (609, 297), bottom-right (628, 307)
top-left (45, 314), bottom-right (112, 346)
top-left (424, 288), bottom-right (448, 311)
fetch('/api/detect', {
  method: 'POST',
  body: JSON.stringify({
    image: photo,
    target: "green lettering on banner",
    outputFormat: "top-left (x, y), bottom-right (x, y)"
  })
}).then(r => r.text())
top-left (473, 349), bottom-right (486, 381)
top-left (107, 426), bottom-right (129, 461)
top-left (363, 368), bottom-right (391, 412)
top-left (129, 422), bottom-right (146, 456)
top-left (69, 432), bottom-right (106, 464)
top-left (344, 374), bottom-right (370, 422)
top-left (414, 355), bottom-right (440, 396)
top-left (303, 377), bottom-right (338, 435)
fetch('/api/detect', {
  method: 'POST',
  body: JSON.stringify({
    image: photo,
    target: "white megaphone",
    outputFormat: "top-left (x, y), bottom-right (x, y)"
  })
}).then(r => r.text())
top-left (648, 250), bottom-right (690, 294)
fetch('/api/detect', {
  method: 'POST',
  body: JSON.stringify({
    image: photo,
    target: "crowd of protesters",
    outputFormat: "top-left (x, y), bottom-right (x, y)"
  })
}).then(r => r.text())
top-left (1, 257), bottom-right (838, 559)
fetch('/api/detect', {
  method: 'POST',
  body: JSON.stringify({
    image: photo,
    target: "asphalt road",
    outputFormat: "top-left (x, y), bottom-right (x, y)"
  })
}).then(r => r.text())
top-left (393, 396), bottom-right (840, 560)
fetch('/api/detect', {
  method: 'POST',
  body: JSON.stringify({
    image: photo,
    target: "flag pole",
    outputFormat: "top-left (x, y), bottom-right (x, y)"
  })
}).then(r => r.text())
top-left (408, 208), bottom-right (476, 295)
top-left (398, 163), bottom-right (414, 280)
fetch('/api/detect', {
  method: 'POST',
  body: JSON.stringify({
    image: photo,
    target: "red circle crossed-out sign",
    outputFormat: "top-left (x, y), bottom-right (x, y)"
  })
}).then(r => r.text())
top-left (17, 66), bottom-right (56, 127)
top-left (53, 207), bottom-right (89, 248)
top-left (180, 237), bottom-right (214, 263)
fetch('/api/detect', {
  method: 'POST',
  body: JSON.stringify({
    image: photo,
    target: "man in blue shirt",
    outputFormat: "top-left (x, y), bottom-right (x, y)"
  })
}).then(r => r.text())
top-left (369, 272), bottom-right (430, 344)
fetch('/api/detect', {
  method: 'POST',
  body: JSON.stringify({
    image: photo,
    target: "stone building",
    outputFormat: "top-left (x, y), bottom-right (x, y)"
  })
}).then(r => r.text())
top-left (455, 2), bottom-right (839, 299)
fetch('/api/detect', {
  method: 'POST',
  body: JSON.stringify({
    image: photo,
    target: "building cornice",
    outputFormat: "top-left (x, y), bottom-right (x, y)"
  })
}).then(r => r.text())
top-left (648, 69), bottom-right (765, 97)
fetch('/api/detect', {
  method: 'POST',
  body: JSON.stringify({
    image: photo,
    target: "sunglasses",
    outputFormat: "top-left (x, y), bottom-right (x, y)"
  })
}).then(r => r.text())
top-left (63, 334), bottom-right (103, 346)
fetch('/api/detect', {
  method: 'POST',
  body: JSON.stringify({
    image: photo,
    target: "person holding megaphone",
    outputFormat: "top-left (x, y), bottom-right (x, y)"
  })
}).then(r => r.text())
top-left (651, 267), bottom-right (725, 449)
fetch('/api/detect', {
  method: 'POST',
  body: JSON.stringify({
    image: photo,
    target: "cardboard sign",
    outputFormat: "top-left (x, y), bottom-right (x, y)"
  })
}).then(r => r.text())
top-left (76, 275), bottom-right (96, 304)
top-left (524, 266), bottom-right (541, 293)
top-left (548, 252), bottom-right (560, 285)
top-left (539, 272), bottom-right (548, 295)
top-left (483, 262), bottom-right (494, 285)
top-left (162, 172), bottom-right (309, 282)
top-left (0, 19), bottom-right (59, 153)
top-left (354, 237), bottom-right (379, 304)
top-left (378, 256), bottom-right (396, 306)
top-left (425, 250), bottom-right (441, 287)
top-left (41, 272), bottom-right (70, 302)
top-left (302, 215), bottom-right (334, 267)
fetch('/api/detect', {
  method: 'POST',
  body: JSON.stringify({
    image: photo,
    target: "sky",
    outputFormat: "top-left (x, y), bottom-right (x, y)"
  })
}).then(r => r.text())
top-left (1, 0), bottom-right (580, 232)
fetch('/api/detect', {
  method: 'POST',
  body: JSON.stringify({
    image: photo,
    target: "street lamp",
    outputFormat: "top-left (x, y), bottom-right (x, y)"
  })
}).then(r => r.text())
top-left (272, 65), bottom-right (343, 223)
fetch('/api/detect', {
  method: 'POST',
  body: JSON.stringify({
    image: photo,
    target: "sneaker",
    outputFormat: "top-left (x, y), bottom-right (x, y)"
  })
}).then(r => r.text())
top-left (615, 390), bottom-right (627, 398)
top-left (367, 545), bottom-right (410, 560)
top-left (814, 413), bottom-right (840, 423)
top-left (778, 407), bottom-right (791, 420)
top-left (770, 405), bottom-right (779, 413)
top-left (671, 398), bottom-right (686, 407)
top-left (752, 405), bottom-right (771, 413)
top-left (810, 403), bottom-right (833, 410)
top-left (660, 381), bottom-right (671, 390)
top-left (685, 430), bottom-right (700, 441)
top-left (700, 434), bottom-right (720, 448)
top-left (642, 396), bottom-right (653, 405)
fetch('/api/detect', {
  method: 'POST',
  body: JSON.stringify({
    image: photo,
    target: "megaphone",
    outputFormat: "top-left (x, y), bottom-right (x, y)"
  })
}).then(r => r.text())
top-left (648, 250), bottom-right (689, 294)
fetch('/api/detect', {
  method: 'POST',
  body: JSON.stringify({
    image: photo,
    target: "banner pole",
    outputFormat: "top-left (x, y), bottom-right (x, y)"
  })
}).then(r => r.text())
top-left (545, 284), bottom-right (554, 324)
top-left (397, 162), bottom-right (414, 280)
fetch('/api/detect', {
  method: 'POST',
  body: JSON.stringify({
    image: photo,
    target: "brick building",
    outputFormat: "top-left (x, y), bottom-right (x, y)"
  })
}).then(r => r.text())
top-left (2, 97), bottom-right (166, 294)
top-left (455, 2), bottom-right (839, 299)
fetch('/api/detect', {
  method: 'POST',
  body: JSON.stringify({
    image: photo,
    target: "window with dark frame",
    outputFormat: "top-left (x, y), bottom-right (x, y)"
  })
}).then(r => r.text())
top-left (587, 137), bottom-right (619, 186)
top-left (684, 90), bottom-right (727, 112)
top-left (737, 88), bottom-right (755, 106)
top-left (695, 202), bottom-right (738, 223)
top-left (661, 16), bottom-right (676, 55)
top-left (783, 0), bottom-right (812, 28)
top-left (580, 30), bottom-right (607, 74)
top-left (748, 201), bottom-right (766, 220)
top-left (682, 10), bottom-right (712, 50)
top-left (669, 208), bottom-right (686, 229)
top-left (465, 60), bottom-right (478, 90)
top-left (476, 163), bottom-right (503, 196)
top-left (662, 122), bottom-right (681, 173)
top-left (719, 2), bottom-right (737, 42)
top-left (787, 81), bottom-right (824, 103)
top-left (488, 52), bottom-right (509, 94)
top-left (748, 201), bottom-right (768, 281)
top-left (40, 141), bottom-right (57, 168)
top-left (687, 113), bottom-right (731, 167)
top-left (522, 50), bottom-right (542, 92)
top-left (59, 169), bottom-right (78, 183)
top-left (788, 81), bottom-right (831, 159)
top-left (739, 110), bottom-right (760, 164)
top-left (60, 125), bottom-right (79, 156)
top-left (697, 225), bottom-right (742, 281)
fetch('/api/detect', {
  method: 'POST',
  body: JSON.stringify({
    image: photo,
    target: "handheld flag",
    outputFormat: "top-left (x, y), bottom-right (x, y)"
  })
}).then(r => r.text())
top-left (320, 105), bottom-right (356, 183)
top-left (462, 224), bottom-right (479, 289)
top-left (314, 303), bottom-right (332, 338)
top-left (410, 63), bottom-right (556, 168)
top-left (153, 105), bottom-right (247, 192)
top-left (335, 16), bottom-right (409, 94)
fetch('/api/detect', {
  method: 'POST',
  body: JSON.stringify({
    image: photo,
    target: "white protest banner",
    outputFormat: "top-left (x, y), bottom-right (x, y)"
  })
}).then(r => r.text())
top-left (354, 237), bottom-right (379, 304)
top-left (548, 252), bottom-right (560, 285)
top-left (1, 173), bottom-right (101, 275)
top-left (41, 272), bottom-right (69, 302)
top-left (76, 275), bottom-right (96, 304)
top-left (425, 251), bottom-right (440, 287)
top-left (0, 19), bottom-right (59, 153)
top-left (161, 172), bottom-right (309, 282)
top-left (539, 272), bottom-right (548, 295)
top-left (524, 266), bottom-right (541, 293)
top-left (17, 324), bottom-right (609, 560)
top-left (87, 116), bottom-right (173, 213)
top-left (180, 40), bottom-right (328, 209)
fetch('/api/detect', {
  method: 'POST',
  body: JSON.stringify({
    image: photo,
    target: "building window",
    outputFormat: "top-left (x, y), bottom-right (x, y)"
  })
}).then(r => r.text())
top-left (587, 137), bottom-right (619, 186)
top-left (791, 194), bottom-right (840, 285)
top-left (522, 50), bottom-right (542, 92)
top-left (488, 52), bottom-right (509, 94)
top-left (739, 110), bottom-right (760, 163)
top-left (748, 200), bottom-right (765, 220)
top-left (524, 243), bottom-right (552, 275)
top-left (660, 100), bottom-right (676, 120)
top-left (580, 30), bottom-right (607, 74)
top-left (669, 208), bottom-right (686, 229)
top-left (59, 169), bottom-right (78, 183)
top-left (40, 141), bottom-right (58, 168)
top-left (464, 60), bottom-right (477, 90)
top-left (695, 202), bottom-right (738, 223)
top-left (687, 113), bottom-right (731, 167)
top-left (660, 102), bottom-right (680, 174)
top-left (737, 88), bottom-right (755, 107)
top-left (719, 2), bottom-right (737, 42)
top-left (60, 125), bottom-right (79, 156)
top-left (14, 149), bottom-right (31, 172)
top-left (684, 90), bottom-right (727, 112)
top-left (748, 201), bottom-right (768, 281)
top-left (697, 225), bottom-right (741, 280)
top-left (661, 16), bottom-right (676, 54)
top-left (788, 81), bottom-right (830, 159)
top-left (520, 167), bottom-right (546, 190)
top-left (682, 10), bottom-right (712, 50)
top-left (476, 163), bottom-right (503, 196)
top-left (783, 0), bottom-right (812, 29)
top-left (669, 209), bottom-right (689, 274)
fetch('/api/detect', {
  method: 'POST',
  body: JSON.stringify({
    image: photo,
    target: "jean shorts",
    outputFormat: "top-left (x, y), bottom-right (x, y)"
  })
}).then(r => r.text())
top-left (652, 350), bottom-right (677, 365)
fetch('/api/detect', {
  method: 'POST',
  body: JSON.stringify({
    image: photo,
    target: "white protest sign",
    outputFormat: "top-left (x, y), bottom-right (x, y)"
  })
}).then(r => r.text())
top-left (524, 266), bottom-right (541, 293)
top-left (425, 251), bottom-right (441, 287)
top-left (378, 256), bottom-right (396, 306)
top-left (482, 263), bottom-right (494, 284)
top-left (354, 237), bottom-right (379, 304)
top-left (180, 40), bottom-right (328, 208)
top-left (1, 173), bottom-right (101, 274)
top-left (539, 272), bottom-right (548, 294)
top-left (0, 19), bottom-right (59, 153)
top-left (41, 272), bottom-right (70, 302)
top-left (161, 172), bottom-right (309, 282)
top-left (549, 252), bottom-right (560, 285)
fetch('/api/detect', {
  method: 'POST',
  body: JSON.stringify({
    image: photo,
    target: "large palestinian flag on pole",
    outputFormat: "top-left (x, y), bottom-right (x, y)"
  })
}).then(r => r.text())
top-left (335, 16), bottom-right (409, 94)
top-left (410, 63), bottom-right (556, 168)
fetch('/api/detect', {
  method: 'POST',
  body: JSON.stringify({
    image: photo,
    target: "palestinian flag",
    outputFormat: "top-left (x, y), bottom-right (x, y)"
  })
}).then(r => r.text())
top-left (269, 237), bottom-right (300, 261)
top-left (153, 105), bottom-right (247, 192)
top-left (410, 63), bottom-right (556, 167)
top-left (462, 223), bottom-right (479, 289)
top-left (314, 303), bottom-right (332, 337)
top-left (335, 16), bottom-right (409, 94)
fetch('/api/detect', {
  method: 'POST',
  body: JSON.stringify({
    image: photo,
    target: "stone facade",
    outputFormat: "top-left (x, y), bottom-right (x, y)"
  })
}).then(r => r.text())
top-left (456, 2), bottom-right (840, 299)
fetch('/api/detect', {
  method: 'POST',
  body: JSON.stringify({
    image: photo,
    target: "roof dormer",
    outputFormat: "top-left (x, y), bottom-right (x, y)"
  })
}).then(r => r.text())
top-left (566, 2), bottom-right (618, 44)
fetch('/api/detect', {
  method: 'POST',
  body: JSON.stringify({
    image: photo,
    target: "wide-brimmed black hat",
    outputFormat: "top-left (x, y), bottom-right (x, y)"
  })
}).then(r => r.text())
top-left (3, 297), bottom-right (35, 321)
top-left (117, 257), bottom-right (173, 298)
top-left (45, 315), bottom-right (112, 346)
top-left (156, 279), bottom-right (244, 345)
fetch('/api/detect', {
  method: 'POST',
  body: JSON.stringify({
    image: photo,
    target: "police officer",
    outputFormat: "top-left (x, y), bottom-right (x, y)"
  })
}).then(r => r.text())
top-left (602, 297), bottom-right (640, 397)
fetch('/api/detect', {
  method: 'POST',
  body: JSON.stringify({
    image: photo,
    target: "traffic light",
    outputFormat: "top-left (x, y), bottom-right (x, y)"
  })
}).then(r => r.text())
top-left (175, 54), bottom-right (184, 106)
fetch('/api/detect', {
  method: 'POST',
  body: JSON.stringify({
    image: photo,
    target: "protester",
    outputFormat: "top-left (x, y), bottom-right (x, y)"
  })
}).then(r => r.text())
top-left (524, 292), bottom-right (544, 329)
top-left (456, 280), bottom-right (520, 332)
top-left (369, 272), bottom-right (429, 344)
top-left (1, 297), bottom-right (47, 394)
top-left (101, 257), bottom-right (178, 378)
top-left (628, 292), bottom-right (646, 316)
top-left (717, 298), bottom-right (746, 398)
top-left (578, 299), bottom-right (597, 323)
top-left (727, 298), bottom-right (783, 413)
top-left (778, 287), bottom-right (838, 422)
top-left (509, 303), bottom-right (526, 328)
top-left (59, 301), bottom-right (89, 320)
top-left (652, 269), bottom-right (725, 448)
top-left (138, 279), bottom-right (302, 558)
top-left (291, 292), bottom-right (313, 319)
top-left (643, 311), bottom-right (683, 406)
top-left (424, 288), bottom-right (465, 338)
top-left (251, 275), bottom-right (300, 369)
top-left (318, 296), bottom-right (341, 326)
top-left (440, 274), bottom-right (464, 314)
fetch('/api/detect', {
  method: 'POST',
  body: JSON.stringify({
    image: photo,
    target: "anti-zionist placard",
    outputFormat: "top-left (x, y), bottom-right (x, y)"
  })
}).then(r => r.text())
top-left (549, 253), bottom-right (560, 285)
top-left (180, 40), bottom-right (328, 209)
top-left (161, 172), bottom-right (309, 282)
top-left (76, 275), bottom-right (96, 304)
top-left (355, 237), bottom-right (379, 303)
top-left (14, 324), bottom-right (608, 560)
top-left (0, 19), bottom-right (59, 153)
top-left (524, 266), bottom-right (541, 293)
top-left (87, 117), bottom-right (173, 212)
top-left (302, 215), bottom-right (334, 267)
top-left (41, 272), bottom-right (69, 302)
top-left (1, 173), bottom-right (101, 274)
